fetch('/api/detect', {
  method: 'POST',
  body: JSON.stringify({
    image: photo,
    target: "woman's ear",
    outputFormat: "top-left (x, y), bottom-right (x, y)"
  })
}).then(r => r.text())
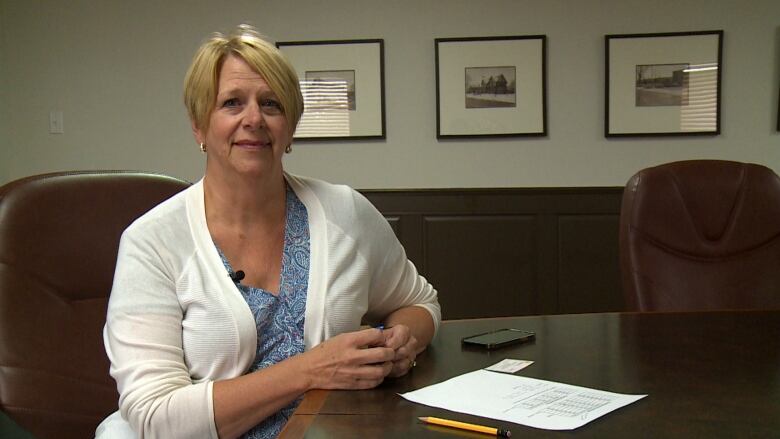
top-left (191, 120), bottom-right (204, 144)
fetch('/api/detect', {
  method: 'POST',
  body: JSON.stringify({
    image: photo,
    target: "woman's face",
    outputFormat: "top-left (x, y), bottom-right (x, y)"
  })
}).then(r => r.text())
top-left (194, 55), bottom-right (292, 180)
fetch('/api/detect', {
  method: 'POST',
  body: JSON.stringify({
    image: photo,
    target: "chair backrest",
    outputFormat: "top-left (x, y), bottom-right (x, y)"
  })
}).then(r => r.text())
top-left (619, 160), bottom-right (780, 312)
top-left (0, 171), bottom-right (190, 439)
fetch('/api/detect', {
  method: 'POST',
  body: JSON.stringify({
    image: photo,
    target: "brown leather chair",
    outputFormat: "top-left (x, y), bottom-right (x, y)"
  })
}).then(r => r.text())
top-left (619, 160), bottom-right (780, 312)
top-left (0, 171), bottom-right (189, 439)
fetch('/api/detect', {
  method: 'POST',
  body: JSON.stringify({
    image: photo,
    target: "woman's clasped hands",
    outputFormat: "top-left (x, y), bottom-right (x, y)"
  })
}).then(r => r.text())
top-left (381, 324), bottom-right (419, 378)
top-left (303, 325), bottom-right (418, 391)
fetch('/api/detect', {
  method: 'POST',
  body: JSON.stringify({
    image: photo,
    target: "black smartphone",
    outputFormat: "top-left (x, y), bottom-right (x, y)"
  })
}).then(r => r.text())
top-left (461, 328), bottom-right (536, 350)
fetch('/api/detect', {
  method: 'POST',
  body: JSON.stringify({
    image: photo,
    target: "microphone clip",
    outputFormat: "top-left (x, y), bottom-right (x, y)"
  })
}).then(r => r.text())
top-left (229, 270), bottom-right (245, 283)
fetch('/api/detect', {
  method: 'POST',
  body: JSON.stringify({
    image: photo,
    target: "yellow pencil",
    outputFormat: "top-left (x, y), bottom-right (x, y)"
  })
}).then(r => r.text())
top-left (418, 416), bottom-right (511, 437)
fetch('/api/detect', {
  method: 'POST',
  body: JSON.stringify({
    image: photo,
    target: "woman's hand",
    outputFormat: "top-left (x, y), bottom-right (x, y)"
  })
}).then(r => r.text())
top-left (303, 328), bottom-right (395, 390)
top-left (381, 324), bottom-right (419, 378)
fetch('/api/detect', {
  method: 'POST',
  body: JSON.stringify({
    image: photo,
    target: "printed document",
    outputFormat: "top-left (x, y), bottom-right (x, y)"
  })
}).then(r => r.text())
top-left (400, 369), bottom-right (646, 430)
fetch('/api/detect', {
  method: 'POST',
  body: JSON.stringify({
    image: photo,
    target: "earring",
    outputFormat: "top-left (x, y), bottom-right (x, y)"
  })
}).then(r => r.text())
top-left (285, 144), bottom-right (292, 154)
top-left (199, 143), bottom-right (207, 153)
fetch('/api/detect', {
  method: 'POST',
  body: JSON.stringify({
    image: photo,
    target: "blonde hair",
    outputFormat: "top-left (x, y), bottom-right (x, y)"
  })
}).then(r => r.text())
top-left (183, 24), bottom-right (303, 133)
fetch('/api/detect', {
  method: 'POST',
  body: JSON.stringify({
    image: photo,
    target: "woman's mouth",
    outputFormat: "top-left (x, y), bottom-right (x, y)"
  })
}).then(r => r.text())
top-left (233, 139), bottom-right (270, 149)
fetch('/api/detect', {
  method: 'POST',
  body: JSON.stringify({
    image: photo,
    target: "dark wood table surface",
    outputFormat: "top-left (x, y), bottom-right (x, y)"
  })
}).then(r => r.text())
top-left (280, 311), bottom-right (780, 438)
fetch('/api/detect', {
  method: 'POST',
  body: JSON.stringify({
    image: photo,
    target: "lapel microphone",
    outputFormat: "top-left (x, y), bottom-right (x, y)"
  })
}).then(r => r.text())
top-left (229, 270), bottom-right (245, 283)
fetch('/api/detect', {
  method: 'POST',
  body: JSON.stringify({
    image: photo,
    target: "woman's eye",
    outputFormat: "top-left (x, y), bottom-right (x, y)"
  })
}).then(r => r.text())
top-left (261, 99), bottom-right (283, 114)
top-left (222, 98), bottom-right (240, 108)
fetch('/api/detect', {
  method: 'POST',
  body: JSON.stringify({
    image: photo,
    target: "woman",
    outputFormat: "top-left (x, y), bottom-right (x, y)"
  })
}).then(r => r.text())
top-left (96, 25), bottom-right (440, 439)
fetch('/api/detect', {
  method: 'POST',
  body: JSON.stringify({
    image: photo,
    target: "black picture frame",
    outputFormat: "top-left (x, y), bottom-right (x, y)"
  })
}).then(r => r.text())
top-left (605, 30), bottom-right (723, 137)
top-left (435, 35), bottom-right (547, 139)
top-left (277, 39), bottom-right (386, 141)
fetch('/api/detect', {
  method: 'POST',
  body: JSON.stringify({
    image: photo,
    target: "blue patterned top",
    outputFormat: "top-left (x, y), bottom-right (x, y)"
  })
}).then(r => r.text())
top-left (216, 185), bottom-right (309, 439)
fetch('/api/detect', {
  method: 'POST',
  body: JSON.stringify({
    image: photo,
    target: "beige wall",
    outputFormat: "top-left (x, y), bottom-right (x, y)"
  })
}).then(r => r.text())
top-left (0, 1), bottom-right (7, 182)
top-left (1, 0), bottom-right (778, 188)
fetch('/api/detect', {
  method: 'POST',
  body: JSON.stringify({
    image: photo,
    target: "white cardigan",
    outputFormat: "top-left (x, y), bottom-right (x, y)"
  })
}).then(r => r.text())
top-left (96, 174), bottom-right (440, 438)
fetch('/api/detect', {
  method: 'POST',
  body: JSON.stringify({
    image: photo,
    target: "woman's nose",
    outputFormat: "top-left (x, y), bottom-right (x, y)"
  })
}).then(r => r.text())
top-left (243, 102), bottom-right (265, 129)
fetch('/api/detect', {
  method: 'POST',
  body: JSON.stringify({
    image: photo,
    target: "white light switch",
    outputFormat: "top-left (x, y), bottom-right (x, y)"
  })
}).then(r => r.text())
top-left (49, 111), bottom-right (64, 134)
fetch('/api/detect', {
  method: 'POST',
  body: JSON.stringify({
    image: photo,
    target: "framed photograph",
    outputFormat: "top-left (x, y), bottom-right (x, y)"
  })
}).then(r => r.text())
top-left (277, 39), bottom-right (385, 140)
top-left (435, 35), bottom-right (547, 138)
top-left (605, 30), bottom-right (723, 137)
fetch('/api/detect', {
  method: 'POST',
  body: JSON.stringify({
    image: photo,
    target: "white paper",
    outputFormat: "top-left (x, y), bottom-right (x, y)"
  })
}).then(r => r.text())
top-left (485, 359), bottom-right (533, 373)
top-left (401, 369), bottom-right (646, 430)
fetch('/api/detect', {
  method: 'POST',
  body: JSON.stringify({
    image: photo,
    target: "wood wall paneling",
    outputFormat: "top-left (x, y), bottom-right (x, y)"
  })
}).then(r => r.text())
top-left (557, 215), bottom-right (624, 314)
top-left (423, 215), bottom-right (537, 319)
top-left (362, 188), bottom-right (624, 319)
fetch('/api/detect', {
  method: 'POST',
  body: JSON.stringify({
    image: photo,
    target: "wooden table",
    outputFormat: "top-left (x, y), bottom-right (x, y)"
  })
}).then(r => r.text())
top-left (280, 311), bottom-right (780, 438)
